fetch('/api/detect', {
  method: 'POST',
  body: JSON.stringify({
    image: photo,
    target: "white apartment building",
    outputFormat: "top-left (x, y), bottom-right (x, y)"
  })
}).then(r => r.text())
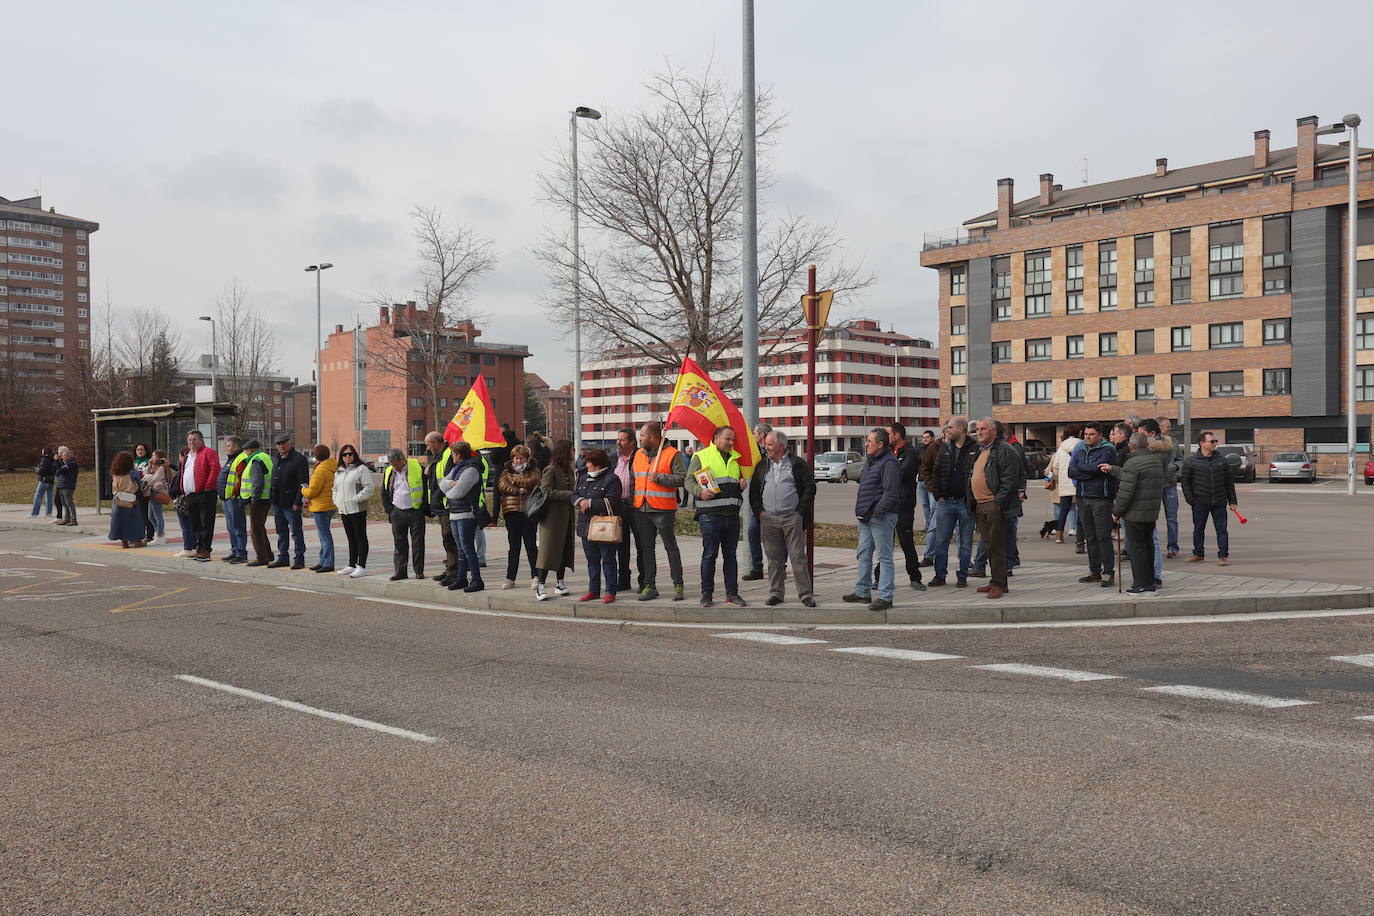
top-left (579, 318), bottom-right (941, 454)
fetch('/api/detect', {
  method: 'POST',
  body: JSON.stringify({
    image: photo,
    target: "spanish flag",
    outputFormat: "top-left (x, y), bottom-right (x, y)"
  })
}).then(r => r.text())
top-left (444, 374), bottom-right (504, 449)
top-left (665, 356), bottom-right (762, 479)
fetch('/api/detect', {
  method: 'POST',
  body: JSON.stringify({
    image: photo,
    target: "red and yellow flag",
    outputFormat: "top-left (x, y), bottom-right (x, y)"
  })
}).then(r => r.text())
top-left (444, 374), bottom-right (503, 449)
top-left (665, 356), bottom-right (762, 479)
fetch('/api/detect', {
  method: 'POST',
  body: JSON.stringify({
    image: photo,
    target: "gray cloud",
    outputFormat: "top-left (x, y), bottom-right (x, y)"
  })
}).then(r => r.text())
top-left (314, 162), bottom-right (368, 198)
top-left (304, 98), bottom-right (396, 139)
top-left (308, 212), bottom-right (401, 255)
top-left (164, 151), bottom-right (290, 208)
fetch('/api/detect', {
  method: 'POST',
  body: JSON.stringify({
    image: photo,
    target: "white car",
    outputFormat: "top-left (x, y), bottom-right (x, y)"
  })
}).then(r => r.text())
top-left (814, 451), bottom-right (864, 483)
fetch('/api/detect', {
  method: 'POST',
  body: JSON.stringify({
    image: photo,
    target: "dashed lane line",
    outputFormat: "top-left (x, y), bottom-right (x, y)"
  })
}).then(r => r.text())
top-left (175, 675), bottom-right (439, 744)
top-left (830, 646), bottom-right (964, 662)
top-left (1356, 716), bottom-right (1374, 723)
top-left (23, 555), bottom-right (48, 560)
top-left (1141, 685), bottom-right (1315, 709)
top-left (74, 561), bottom-right (108, 567)
top-left (277, 586), bottom-right (323, 595)
top-left (970, 663), bottom-right (1122, 682)
top-left (134, 568), bottom-right (169, 575)
top-left (713, 632), bottom-right (829, 646)
top-left (200, 576), bottom-right (239, 583)
top-left (1330, 654), bottom-right (1374, 668)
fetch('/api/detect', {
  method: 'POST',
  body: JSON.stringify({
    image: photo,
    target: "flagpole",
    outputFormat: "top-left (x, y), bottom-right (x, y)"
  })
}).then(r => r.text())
top-left (805, 264), bottom-right (817, 583)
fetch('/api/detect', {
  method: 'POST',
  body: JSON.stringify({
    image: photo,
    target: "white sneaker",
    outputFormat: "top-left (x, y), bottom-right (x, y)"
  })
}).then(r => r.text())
top-left (1067, 529), bottom-right (1076, 537)
top-left (151, 535), bottom-right (166, 546)
top-left (535, 583), bottom-right (549, 601)
top-left (173, 549), bottom-right (191, 558)
top-left (501, 579), bottom-right (515, 589)
top-left (337, 566), bottom-right (354, 575)
top-left (530, 578), bottom-right (539, 591)
top-left (553, 582), bottom-right (569, 597)
top-left (349, 566), bottom-right (367, 578)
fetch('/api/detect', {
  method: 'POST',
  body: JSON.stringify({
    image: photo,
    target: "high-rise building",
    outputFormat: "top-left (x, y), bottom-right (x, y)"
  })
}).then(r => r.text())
top-left (578, 319), bottom-right (940, 453)
top-left (921, 115), bottom-right (1373, 466)
top-left (0, 195), bottom-right (99, 394)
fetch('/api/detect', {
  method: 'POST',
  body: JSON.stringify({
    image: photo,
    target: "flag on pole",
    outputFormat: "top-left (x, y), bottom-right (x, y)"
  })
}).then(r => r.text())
top-left (665, 356), bottom-right (762, 478)
top-left (444, 374), bottom-right (504, 449)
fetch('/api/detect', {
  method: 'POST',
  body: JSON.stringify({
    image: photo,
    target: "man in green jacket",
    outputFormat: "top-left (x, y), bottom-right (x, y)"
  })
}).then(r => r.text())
top-left (1112, 432), bottom-right (1164, 596)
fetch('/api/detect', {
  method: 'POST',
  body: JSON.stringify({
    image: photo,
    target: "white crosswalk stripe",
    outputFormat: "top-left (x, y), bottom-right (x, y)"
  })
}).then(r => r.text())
top-left (1141, 685), bottom-right (1315, 709)
top-left (713, 632), bottom-right (828, 646)
top-left (970, 663), bottom-right (1121, 682)
top-left (830, 646), bottom-right (963, 662)
top-left (1330, 654), bottom-right (1374, 668)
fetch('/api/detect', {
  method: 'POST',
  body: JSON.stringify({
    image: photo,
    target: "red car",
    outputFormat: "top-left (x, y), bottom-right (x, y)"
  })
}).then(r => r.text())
top-left (1365, 459), bottom-right (1374, 486)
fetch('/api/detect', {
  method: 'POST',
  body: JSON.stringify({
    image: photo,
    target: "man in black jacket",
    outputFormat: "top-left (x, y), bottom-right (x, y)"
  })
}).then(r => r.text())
top-left (884, 423), bottom-right (926, 591)
top-left (1180, 430), bottom-right (1239, 565)
top-left (928, 418), bottom-right (979, 587)
top-left (748, 430), bottom-right (817, 607)
top-left (269, 434), bottom-right (310, 569)
top-left (965, 418), bottom-right (1023, 600)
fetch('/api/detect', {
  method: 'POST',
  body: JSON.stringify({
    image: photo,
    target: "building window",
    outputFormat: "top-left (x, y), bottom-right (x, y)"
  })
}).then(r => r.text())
top-left (1066, 292), bottom-right (1084, 314)
top-left (950, 346), bottom-right (966, 375)
top-left (1098, 332), bottom-right (1118, 357)
top-left (994, 301), bottom-right (1012, 322)
top-left (1172, 279), bottom-right (1192, 304)
top-left (1024, 250), bottom-right (1050, 317)
top-left (77, 307), bottom-right (89, 318)
top-left (1134, 250), bottom-right (1155, 284)
top-left (1025, 295), bottom-right (1049, 317)
top-left (1209, 274), bottom-right (1244, 300)
top-left (950, 266), bottom-right (967, 296)
top-left (1026, 380), bottom-right (1051, 404)
top-left (438, 397), bottom-right (447, 408)
top-left (1135, 286), bottom-right (1154, 307)
top-left (950, 305), bottom-right (966, 336)
top-left (1067, 378), bottom-right (1085, 402)
top-left (992, 383), bottom-right (1012, 406)
top-left (1067, 335), bottom-right (1085, 359)
top-left (410, 397), bottom-right (423, 407)
top-left (1171, 326), bottom-right (1192, 352)
top-left (1100, 377), bottom-right (1118, 401)
top-left (1263, 318), bottom-right (1290, 346)
top-left (1263, 368), bottom-right (1291, 396)
top-left (1209, 370), bottom-right (1245, 397)
top-left (1135, 375), bottom-right (1155, 399)
top-left (992, 255), bottom-right (1011, 303)
top-left (1099, 287), bottom-right (1118, 311)
top-left (1357, 260), bottom-right (1374, 298)
top-left (992, 340), bottom-right (1011, 364)
top-left (1262, 214), bottom-right (1290, 295)
top-left (1098, 241), bottom-right (1118, 289)
top-left (1171, 373), bottom-right (1192, 399)
top-left (951, 386), bottom-right (967, 415)
top-left (1066, 245), bottom-right (1084, 292)
top-left (1209, 322), bottom-right (1243, 349)
top-left (1357, 369), bottom-right (1374, 402)
top-left (1135, 329), bottom-right (1155, 355)
top-left (1208, 222), bottom-right (1244, 300)
top-left (1025, 338), bottom-right (1051, 361)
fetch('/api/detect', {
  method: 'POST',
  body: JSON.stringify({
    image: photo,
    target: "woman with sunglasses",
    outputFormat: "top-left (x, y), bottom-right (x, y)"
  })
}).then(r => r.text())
top-left (331, 444), bottom-right (375, 577)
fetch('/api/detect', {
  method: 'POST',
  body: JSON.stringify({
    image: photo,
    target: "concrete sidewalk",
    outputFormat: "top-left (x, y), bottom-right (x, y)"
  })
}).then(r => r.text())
top-left (3, 503), bottom-right (1370, 625)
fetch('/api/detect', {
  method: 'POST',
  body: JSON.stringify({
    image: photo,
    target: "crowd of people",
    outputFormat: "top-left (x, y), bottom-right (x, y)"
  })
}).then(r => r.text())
top-left (28, 410), bottom-right (1239, 608)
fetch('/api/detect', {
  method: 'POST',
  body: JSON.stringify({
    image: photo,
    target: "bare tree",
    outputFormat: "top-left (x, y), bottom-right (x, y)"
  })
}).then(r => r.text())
top-left (212, 279), bottom-right (282, 438)
top-left (115, 307), bottom-right (184, 405)
top-left (535, 66), bottom-right (874, 390)
top-left (367, 206), bottom-right (496, 432)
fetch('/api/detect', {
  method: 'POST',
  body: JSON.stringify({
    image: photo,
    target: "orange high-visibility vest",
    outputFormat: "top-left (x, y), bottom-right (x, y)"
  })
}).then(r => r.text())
top-left (633, 446), bottom-right (680, 511)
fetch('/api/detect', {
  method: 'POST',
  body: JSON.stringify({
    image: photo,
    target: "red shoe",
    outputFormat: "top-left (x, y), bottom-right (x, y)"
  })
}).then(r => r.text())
top-left (579, 592), bottom-right (599, 602)
top-left (976, 585), bottom-right (993, 593)
top-left (602, 594), bottom-right (616, 604)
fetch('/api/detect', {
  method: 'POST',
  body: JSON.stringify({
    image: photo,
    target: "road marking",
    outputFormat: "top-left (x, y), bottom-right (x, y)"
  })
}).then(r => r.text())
top-left (200, 576), bottom-right (239, 583)
top-left (277, 586), bottom-right (322, 594)
top-left (970, 663), bottom-right (1122, 682)
top-left (24, 555), bottom-right (48, 560)
top-left (830, 646), bottom-right (963, 662)
top-left (1356, 716), bottom-right (1374, 723)
top-left (74, 561), bottom-right (109, 567)
top-left (1331, 654), bottom-right (1374, 668)
top-left (175, 675), bottom-right (438, 743)
top-left (134, 568), bottom-right (169, 575)
top-left (713, 632), bottom-right (829, 646)
top-left (812, 607), bottom-right (1374, 632)
top-left (109, 587), bottom-right (246, 614)
top-left (1141, 685), bottom-right (1315, 709)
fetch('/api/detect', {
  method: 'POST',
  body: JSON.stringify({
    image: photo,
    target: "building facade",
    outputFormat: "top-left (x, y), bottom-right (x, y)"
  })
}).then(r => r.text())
top-left (285, 382), bottom-right (317, 445)
top-left (526, 373), bottom-right (572, 441)
top-left (319, 304), bottom-right (529, 458)
top-left (178, 360), bottom-right (296, 442)
top-left (579, 319), bottom-right (940, 453)
top-left (921, 115), bottom-right (1374, 467)
top-left (0, 195), bottom-right (98, 395)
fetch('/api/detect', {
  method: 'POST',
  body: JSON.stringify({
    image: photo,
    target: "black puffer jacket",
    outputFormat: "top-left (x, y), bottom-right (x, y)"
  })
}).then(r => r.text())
top-left (1113, 450), bottom-right (1164, 522)
top-left (930, 438), bottom-right (979, 501)
top-left (1180, 452), bottom-right (1237, 507)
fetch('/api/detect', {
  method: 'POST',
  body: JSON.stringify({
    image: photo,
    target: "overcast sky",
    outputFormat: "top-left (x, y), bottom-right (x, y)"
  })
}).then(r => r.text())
top-left (8, 0), bottom-right (1372, 387)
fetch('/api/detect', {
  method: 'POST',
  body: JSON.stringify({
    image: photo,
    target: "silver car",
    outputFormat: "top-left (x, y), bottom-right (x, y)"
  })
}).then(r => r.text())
top-left (1268, 451), bottom-right (1315, 483)
top-left (814, 450), bottom-right (863, 483)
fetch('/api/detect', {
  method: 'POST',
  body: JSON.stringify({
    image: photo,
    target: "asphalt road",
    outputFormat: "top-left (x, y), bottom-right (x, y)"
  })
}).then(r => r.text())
top-left (3, 526), bottom-right (1372, 914)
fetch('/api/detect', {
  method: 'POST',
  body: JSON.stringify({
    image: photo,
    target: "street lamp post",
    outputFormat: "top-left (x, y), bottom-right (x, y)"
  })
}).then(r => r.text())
top-left (1316, 116), bottom-right (1362, 494)
top-left (198, 315), bottom-right (216, 446)
top-left (891, 340), bottom-right (902, 427)
top-left (305, 263), bottom-right (333, 446)
top-left (569, 105), bottom-right (601, 452)
top-left (741, 0), bottom-right (760, 432)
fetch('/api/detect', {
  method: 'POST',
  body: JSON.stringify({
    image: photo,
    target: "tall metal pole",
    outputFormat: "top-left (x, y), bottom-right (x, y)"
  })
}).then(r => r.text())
top-left (741, 0), bottom-right (759, 429)
top-left (892, 341), bottom-right (900, 427)
top-left (805, 264), bottom-right (817, 580)
top-left (315, 266), bottom-right (322, 446)
top-left (209, 319), bottom-right (217, 448)
top-left (571, 111), bottom-right (583, 451)
top-left (1345, 116), bottom-right (1361, 496)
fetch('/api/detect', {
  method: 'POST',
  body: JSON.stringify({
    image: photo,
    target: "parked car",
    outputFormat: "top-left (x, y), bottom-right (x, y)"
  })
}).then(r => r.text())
top-left (814, 450), bottom-right (863, 483)
top-left (1364, 458), bottom-right (1374, 486)
top-left (1215, 444), bottom-right (1257, 482)
top-left (1268, 452), bottom-right (1315, 483)
top-left (1019, 438), bottom-right (1052, 478)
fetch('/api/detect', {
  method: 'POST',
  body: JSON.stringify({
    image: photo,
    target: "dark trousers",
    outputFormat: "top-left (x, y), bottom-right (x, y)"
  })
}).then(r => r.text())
top-left (698, 512), bottom-right (740, 598)
top-left (249, 501), bottom-right (272, 562)
top-left (746, 508), bottom-right (763, 574)
top-left (184, 491), bottom-right (217, 553)
top-left (1125, 520), bottom-right (1156, 589)
top-left (620, 507), bottom-right (645, 591)
top-left (390, 507), bottom-right (425, 577)
top-left (340, 510), bottom-right (369, 568)
top-left (450, 516), bottom-right (481, 586)
top-left (894, 506), bottom-right (923, 584)
top-left (1079, 497), bottom-right (1115, 577)
top-left (974, 501), bottom-right (1009, 589)
top-left (975, 515), bottom-right (1019, 570)
top-left (1191, 502), bottom-right (1229, 559)
top-left (582, 537), bottom-right (618, 596)
top-left (436, 511), bottom-right (459, 575)
top-left (272, 505), bottom-right (305, 563)
top-left (138, 495), bottom-right (154, 540)
top-left (761, 512), bottom-right (813, 601)
top-left (505, 511), bottom-right (538, 581)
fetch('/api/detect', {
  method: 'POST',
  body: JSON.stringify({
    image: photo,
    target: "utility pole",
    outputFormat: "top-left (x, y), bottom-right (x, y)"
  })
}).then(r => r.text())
top-left (740, 0), bottom-right (759, 429)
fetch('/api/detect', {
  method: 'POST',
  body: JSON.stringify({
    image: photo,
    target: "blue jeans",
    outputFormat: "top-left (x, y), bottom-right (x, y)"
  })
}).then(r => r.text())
top-left (148, 499), bottom-right (166, 538)
top-left (449, 516), bottom-right (482, 585)
top-left (272, 506), bottom-right (305, 563)
top-left (1191, 502), bottom-right (1229, 559)
top-left (312, 509), bottom-right (335, 567)
top-left (476, 527), bottom-right (486, 564)
top-left (698, 512), bottom-right (741, 597)
top-left (932, 499), bottom-right (975, 579)
top-left (1162, 486), bottom-right (1180, 554)
top-left (582, 537), bottom-right (618, 596)
top-left (916, 481), bottom-right (937, 557)
top-left (747, 509), bottom-right (763, 573)
top-left (222, 498), bottom-right (245, 557)
top-left (32, 480), bottom-right (53, 515)
top-left (856, 511), bottom-right (897, 600)
top-left (975, 514), bottom-right (1019, 570)
top-left (177, 510), bottom-right (195, 550)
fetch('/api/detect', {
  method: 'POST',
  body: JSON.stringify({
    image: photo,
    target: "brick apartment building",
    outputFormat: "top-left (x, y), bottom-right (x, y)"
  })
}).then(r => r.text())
top-left (921, 115), bottom-right (1374, 466)
top-left (178, 359), bottom-right (296, 442)
top-left (284, 382), bottom-right (317, 445)
top-left (526, 373), bottom-right (572, 440)
top-left (0, 195), bottom-right (98, 394)
top-left (319, 304), bottom-right (529, 458)
top-left (579, 319), bottom-right (940, 453)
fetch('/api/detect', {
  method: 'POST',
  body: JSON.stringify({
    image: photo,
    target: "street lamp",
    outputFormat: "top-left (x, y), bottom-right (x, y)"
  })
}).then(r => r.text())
top-left (305, 262), bottom-right (334, 446)
top-left (890, 340), bottom-right (903, 428)
top-left (569, 105), bottom-right (601, 451)
top-left (198, 315), bottom-right (216, 446)
top-left (1316, 116), bottom-right (1361, 494)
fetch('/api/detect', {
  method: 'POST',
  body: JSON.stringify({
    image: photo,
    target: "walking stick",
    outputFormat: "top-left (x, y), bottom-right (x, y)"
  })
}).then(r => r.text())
top-left (1115, 522), bottom-right (1123, 593)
